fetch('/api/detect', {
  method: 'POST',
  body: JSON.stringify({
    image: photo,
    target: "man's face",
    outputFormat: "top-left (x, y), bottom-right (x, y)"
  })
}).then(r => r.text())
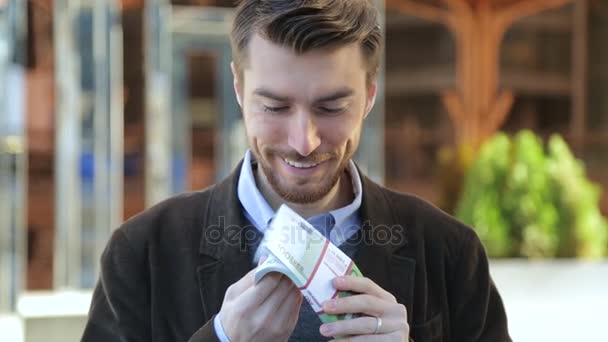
top-left (233, 34), bottom-right (376, 204)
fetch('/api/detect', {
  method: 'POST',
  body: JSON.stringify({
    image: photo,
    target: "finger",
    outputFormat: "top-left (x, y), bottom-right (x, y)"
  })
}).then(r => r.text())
top-left (273, 284), bottom-right (304, 326)
top-left (252, 277), bottom-right (301, 333)
top-left (257, 276), bottom-right (296, 315)
top-left (333, 276), bottom-right (396, 302)
top-left (320, 316), bottom-right (396, 337)
top-left (225, 267), bottom-right (257, 299)
top-left (323, 294), bottom-right (386, 317)
top-left (238, 272), bottom-right (284, 307)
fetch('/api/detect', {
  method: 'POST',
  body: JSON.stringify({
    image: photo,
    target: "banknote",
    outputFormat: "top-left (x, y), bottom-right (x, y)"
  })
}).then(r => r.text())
top-left (255, 204), bottom-right (363, 324)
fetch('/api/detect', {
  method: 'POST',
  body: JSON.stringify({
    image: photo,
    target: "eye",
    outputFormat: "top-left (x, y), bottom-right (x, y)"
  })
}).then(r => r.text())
top-left (263, 105), bottom-right (289, 113)
top-left (318, 106), bottom-right (345, 115)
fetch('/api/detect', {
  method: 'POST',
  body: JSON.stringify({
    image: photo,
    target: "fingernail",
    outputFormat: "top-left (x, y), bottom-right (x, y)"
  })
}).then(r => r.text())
top-left (334, 276), bottom-right (345, 286)
top-left (320, 324), bottom-right (333, 335)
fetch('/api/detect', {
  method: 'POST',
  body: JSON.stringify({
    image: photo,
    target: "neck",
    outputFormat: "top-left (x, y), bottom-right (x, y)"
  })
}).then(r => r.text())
top-left (254, 166), bottom-right (354, 218)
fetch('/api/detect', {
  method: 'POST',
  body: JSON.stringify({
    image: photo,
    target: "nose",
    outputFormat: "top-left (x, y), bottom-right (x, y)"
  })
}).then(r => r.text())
top-left (287, 111), bottom-right (321, 157)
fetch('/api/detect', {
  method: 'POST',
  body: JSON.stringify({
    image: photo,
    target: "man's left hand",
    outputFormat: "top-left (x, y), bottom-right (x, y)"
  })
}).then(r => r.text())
top-left (319, 276), bottom-right (410, 341)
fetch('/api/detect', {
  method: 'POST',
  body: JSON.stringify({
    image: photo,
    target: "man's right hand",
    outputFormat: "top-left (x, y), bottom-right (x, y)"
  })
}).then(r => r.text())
top-left (218, 267), bottom-right (303, 342)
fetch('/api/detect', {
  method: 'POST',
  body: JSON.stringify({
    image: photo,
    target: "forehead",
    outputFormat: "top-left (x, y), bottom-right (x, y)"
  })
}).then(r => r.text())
top-left (243, 34), bottom-right (367, 94)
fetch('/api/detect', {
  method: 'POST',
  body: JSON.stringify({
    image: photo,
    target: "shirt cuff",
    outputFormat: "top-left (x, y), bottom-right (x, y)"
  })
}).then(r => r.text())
top-left (213, 314), bottom-right (232, 342)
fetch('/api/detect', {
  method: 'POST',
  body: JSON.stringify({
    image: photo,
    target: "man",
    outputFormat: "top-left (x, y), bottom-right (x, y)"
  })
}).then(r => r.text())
top-left (82, 0), bottom-right (511, 341)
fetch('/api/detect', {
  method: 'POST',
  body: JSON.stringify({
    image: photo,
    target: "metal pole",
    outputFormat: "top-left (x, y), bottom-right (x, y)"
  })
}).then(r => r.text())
top-left (0, 2), bottom-right (11, 313)
top-left (54, 0), bottom-right (83, 289)
top-left (145, 0), bottom-right (173, 207)
top-left (0, 0), bottom-right (28, 312)
top-left (92, 0), bottom-right (110, 287)
top-left (107, 0), bottom-right (124, 263)
top-left (88, 0), bottom-right (124, 287)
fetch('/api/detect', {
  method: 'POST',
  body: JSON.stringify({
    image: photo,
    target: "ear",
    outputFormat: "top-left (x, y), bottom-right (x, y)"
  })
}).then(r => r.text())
top-left (231, 61), bottom-right (243, 108)
top-left (363, 80), bottom-right (377, 119)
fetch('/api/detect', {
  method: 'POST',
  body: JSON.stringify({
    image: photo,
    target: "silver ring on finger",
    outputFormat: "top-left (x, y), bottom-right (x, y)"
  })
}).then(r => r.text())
top-left (373, 316), bottom-right (382, 334)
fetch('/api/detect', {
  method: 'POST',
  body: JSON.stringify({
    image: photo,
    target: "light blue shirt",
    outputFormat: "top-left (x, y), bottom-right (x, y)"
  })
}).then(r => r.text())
top-left (214, 150), bottom-right (363, 341)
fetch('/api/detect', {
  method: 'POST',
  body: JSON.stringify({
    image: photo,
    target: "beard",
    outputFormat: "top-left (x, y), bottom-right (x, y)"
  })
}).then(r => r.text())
top-left (253, 142), bottom-right (354, 204)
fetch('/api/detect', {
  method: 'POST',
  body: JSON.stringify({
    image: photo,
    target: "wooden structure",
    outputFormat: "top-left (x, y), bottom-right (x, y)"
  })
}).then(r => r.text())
top-left (386, 0), bottom-right (575, 149)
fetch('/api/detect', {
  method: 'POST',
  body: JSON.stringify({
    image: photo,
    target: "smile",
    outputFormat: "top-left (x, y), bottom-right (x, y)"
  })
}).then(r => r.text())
top-left (282, 158), bottom-right (322, 169)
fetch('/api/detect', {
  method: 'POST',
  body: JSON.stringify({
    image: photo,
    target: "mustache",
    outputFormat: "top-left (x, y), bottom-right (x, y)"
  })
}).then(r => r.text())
top-left (271, 150), bottom-right (337, 163)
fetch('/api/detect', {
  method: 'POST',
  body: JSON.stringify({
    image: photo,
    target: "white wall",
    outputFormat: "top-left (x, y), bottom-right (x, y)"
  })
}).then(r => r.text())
top-left (491, 260), bottom-right (608, 342)
top-left (7, 261), bottom-right (608, 342)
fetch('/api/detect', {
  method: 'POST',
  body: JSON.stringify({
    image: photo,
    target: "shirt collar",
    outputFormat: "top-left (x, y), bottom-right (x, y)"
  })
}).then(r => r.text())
top-left (330, 161), bottom-right (362, 229)
top-left (237, 150), bottom-right (363, 234)
top-left (237, 150), bottom-right (275, 232)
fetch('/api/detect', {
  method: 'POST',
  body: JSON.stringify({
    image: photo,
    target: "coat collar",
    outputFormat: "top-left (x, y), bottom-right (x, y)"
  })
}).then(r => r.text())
top-left (196, 161), bottom-right (252, 319)
top-left (198, 160), bottom-right (251, 260)
top-left (353, 170), bottom-right (415, 302)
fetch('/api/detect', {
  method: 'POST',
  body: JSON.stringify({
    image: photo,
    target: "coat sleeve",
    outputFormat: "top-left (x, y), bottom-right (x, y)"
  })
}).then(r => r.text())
top-left (449, 229), bottom-right (512, 342)
top-left (188, 317), bottom-right (221, 342)
top-left (81, 229), bottom-right (220, 342)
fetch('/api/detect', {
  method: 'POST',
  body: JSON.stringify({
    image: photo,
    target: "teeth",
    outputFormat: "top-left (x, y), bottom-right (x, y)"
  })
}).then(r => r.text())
top-left (283, 158), bottom-right (320, 169)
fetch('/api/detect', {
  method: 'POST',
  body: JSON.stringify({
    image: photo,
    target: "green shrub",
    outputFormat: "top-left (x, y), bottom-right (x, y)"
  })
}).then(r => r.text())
top-left (455, 130), bottom-right (608, 259)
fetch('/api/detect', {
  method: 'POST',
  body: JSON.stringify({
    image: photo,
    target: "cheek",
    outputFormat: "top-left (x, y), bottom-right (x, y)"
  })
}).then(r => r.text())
top-left (244, 114), bottom-right (287, 145)
top-left (320, 117), bottom-right (363, 148)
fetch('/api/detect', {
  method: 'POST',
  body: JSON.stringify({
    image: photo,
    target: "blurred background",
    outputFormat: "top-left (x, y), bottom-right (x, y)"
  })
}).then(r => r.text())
top-left (0, 0), bottom-right (607, 341)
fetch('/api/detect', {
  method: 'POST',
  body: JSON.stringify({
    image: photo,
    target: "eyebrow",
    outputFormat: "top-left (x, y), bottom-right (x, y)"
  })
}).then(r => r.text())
top-left (253, 87), bottom-right (355, 103)
top-left (253, 88), bottom-right (291, 102)
top-left (315, 88), bottom-right (355, 103)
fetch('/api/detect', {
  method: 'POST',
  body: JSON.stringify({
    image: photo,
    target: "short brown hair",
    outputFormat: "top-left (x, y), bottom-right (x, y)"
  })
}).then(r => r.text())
top-left (230, 0), bottom-right (382, 85)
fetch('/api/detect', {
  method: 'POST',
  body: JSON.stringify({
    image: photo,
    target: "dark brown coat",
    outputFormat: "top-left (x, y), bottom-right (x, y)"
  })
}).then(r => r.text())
top-left (82, 164), bottom-right (511, 342)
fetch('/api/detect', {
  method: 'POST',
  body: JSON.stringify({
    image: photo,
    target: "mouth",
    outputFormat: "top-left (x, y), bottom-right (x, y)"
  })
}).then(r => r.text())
top-left (282, 158), bottom-right (323, 169)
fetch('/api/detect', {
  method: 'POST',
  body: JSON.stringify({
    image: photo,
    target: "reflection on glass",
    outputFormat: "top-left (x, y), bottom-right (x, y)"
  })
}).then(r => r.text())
top-left (145, 0), bottom-right (172, 206)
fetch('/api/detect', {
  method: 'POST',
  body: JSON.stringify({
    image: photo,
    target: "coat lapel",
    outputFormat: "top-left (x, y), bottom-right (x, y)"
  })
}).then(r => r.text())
top-left (356, 173), bottom-right (417, 323)
top-left (196, 161), bottom-right (252, 320)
